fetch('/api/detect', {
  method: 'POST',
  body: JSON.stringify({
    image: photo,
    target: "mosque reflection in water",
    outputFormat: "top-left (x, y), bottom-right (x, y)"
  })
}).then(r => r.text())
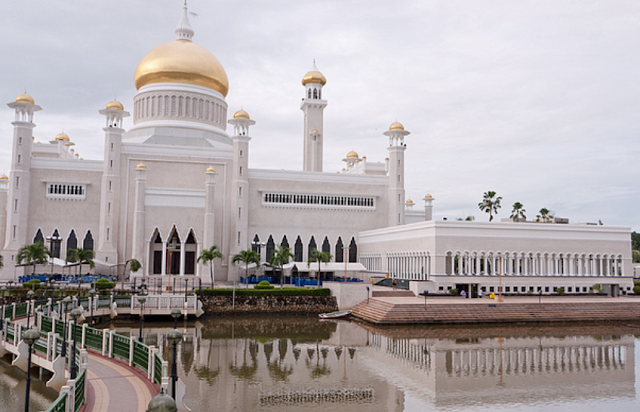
top-left (112, 318), bottom-right (636, 411)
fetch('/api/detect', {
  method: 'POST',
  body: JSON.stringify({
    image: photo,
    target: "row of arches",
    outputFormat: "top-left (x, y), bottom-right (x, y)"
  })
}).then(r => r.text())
top-left (307, 88), bottom-right (322, 100)
top-left (148, 227), bottom-right (198, 276)
top-left (135, 93), bottom-right (226, 127)
top-left (251, 234), bottom-right (357, 264)
top-left (33, 228), bottom-right (94, 259)
top-left (445, 250), bottom-right (625, 277)
top-left (359, 252), bottom-right (430, 280)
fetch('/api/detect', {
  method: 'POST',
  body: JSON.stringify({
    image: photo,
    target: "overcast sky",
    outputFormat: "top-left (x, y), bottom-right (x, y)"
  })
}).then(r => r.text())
top-left (1, 0), bottom-right (639, 231)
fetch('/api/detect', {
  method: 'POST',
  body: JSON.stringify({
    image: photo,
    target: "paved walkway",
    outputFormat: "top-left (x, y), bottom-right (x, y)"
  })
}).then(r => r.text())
top-left (84, 352), bottom-right (158, 412)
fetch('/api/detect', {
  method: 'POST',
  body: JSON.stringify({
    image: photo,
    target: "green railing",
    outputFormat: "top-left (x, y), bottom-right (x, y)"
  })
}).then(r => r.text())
top-left (84, 327), bottom-right (103, 351)
top-left (41, 316), bottom-right (52, 333)
top-left (3, 305), bottom-right (11, 319)
top-left (112, 334), bottom-right (130, 361)
top-left (132, 340), bottom-right (149, 371)
top-left (154, 352), bottom-right (163, 385)
top-left (44, 392), bottom-right (66, 412)
top-left (98, 298), bottom-right (111, 308)
top-left (74, 368), bottom-right (85, 412)
top-left (6, 322), bottom-right (15, 342)
top-left (14, 303), bottom-right (27, 318)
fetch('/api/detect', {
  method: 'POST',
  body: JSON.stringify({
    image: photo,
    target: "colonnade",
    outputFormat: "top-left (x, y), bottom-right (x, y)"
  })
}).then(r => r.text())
top-left (360, 251), bottom-right (430, 280)
top-left (446, 251), bottom-right (624, 277)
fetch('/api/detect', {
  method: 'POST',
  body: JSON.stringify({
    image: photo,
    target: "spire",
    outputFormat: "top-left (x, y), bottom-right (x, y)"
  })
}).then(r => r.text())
top-left (175, 1), bottom-right (194, 40)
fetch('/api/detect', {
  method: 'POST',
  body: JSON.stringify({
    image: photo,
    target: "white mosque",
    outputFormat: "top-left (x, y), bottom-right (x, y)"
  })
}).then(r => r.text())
top-left (0, 5), bottom-right (633, 295)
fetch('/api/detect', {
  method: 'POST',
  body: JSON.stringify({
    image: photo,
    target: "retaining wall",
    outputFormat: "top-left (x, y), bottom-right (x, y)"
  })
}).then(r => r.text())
top-left (200, 295), bottom-right (338, 314)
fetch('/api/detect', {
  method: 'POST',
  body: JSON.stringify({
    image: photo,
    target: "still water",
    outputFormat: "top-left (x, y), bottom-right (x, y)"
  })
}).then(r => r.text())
top-left (8, 317), bottom-right (640, 412)
top-left (127, 317), bottom-right (640, 412)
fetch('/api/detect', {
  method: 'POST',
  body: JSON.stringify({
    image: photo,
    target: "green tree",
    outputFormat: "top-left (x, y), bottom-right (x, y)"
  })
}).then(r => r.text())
top-left (633, 250), bottom-right (640, 264)
top-left (67, 248), bottom-right (95, 294)
top-left (478, 191), bottom-right (502, 222)
top-left (632, 232), bottom-right (640, 251)
top-left (197, 245), bottom-right (223, 288)
top-left (232, 249), bottom-right (260, 283)
top-left (510, 202), bottom-right (526, 222)
top-left (308, 249), bottom-right (332, 287)
top-left (17, 242), bottom-right (50, 290)
top-left (536, 208), bottom-right (553, 223)
top-left (122, 258), bottom-right (142, 289)
top-left (269, 246), bottom-right (294, 286)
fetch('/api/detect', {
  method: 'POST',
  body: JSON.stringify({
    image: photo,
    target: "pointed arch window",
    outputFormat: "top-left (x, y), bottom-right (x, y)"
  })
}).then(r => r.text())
top-left (322, 237), bottom-right (331, 254)
top-left (266, 235), bottom-right (275, 262)
top-left (252, 234), bottom-right (261, 253)
top-left (348, 237), bottom-right (357, 263)
top-left (335, 237), bottom-right (344, 263)
top-left (50, 229), bottom-right (61, 258)
top-left (294, 236), bottom-right (303, 262)
top-left (67, 230), bottom-right (78, 252)
top-left (308, 236), bottom-right (317, 259)
top-left (281, 235), bottom-right (289, 249)
top-left (83, 230), bottom-right (94, 251)
top-left (33, 229), bottom-right (44, 245)
top-left (184, 230), bottom-right (197, 275)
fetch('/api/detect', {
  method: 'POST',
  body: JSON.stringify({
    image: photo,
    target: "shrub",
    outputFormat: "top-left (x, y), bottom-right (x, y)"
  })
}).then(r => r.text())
top-left (556, 287), bottom-right (565, 296)
top-left (254, 281), bottom-right (275, 290)
top-left (197, 288), bottom-right (331, 297)
top-left (633, 280), bottom-right (640, 295)
top-left (23, 280), bottom-right (41, 289)
top-left (92, 278), bottom-right (115, 290)
top-left (448, 288), bottom-right (459, 295)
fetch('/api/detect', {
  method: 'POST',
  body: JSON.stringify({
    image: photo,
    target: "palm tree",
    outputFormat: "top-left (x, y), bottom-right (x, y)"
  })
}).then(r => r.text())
top-left (308, 249), bottom-right (332, 287)
top-left (122, 258), bottom-right (142, 289)
top-left (478, 191), bottom-right (502, 222)
top-left (537, 207), bottom-right (553, 223)
top-left (510, 202), bottom-right (526, 222)
top-left (232, 249), bottom-right (260, 284)
top-left (269, 246), bottom-right (294, 286)
top-left (197, 245), bottom-right (223, 288)
top-left (17, 242), bottom-right (50, 290)
top-left (66, 248), bottom-right (95, 295)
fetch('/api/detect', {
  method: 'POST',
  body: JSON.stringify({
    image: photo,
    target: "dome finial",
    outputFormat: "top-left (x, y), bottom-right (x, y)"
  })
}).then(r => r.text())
top-left (175, 1), bottom-right (194, 40)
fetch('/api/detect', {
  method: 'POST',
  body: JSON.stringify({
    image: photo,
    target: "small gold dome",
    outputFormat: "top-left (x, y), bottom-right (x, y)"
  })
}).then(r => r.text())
top-left (311, 129), bottom-right (319, 134)
top-left (55, 133), bottom-right (70, 142)
top-left (425, 194), bottom-right (433, 199)
top-left (389, 122), bottom-right (404, 131)
top-left (15, 93), bottom-right (35, 104)
top-left (134, 39), bottom-right (229, 96)
top-left (75, 153), bottom-right (79, 157)
top-left (406, 199), bottom-right (414, 204)
top-left (106, 100), bottom-right (124, 110)
top-left (302, 71), bottom-right (326, 86)
top-left (136, 162), bottom-right (147, 170)
top-left (70, 148), bottom-right (75, 152)
top-left (346, 150), bottom-right (359, 159)
top-left (206, 166), bottom-right (216, 173)
top-left (0, 174), bottom-right (8, 180)
top-left (64, 143), bottom-right (70, 146)
top-left (233, 110), bottom-right (250, 119)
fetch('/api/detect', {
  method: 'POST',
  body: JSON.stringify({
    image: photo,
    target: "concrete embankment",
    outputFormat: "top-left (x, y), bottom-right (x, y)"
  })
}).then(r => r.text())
top-left (200, 295), bottom-right (338, 314)
top-left (351, 296), bottom-right (640, 325)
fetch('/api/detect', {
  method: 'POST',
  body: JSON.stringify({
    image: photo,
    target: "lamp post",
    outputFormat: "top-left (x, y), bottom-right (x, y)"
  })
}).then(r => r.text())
top-left (167, 329), bottom-right (182, 400)
top-left (61, 296), bottom-right (72, 357)
top-left (171, 308), bottom-right (182, 329)
top-left (69, 308), bottom-right (81, 379)
top-left (137, 295), bottom-right (146, 343)
top-left (0, 286), bottom-right (6, 331)
top-left (89, 288), bottom-right (97, 326)
top-left (26, 290), bottom-right (35, 329)
top-left (147, 390), bottom-right (177, 412)
top-left (22, 328), bottom-right (40, 412)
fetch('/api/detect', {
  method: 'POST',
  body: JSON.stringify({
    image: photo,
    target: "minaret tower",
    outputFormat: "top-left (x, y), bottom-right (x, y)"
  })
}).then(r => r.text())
top-left (5, 94), bottom-right (41, 253)
top-left (228, 109), bottom-right (255, 280)
top-left (300, 61), bottom-right (327, 172)
top-left (97, 100), bottom-right (129, 264)
top-left (384, 122), bottom-right (410, 226)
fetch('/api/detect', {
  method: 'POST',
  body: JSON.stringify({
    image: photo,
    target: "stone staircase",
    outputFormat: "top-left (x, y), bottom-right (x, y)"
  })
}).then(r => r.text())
top-left (371, 290), bottom-right (415, 298)
top-left (351, 298), bottom-right (640, 325)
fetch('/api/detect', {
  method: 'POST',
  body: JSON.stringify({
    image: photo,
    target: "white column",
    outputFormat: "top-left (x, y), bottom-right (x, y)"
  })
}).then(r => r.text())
top-left (179, 240), bottom-right (186, 276)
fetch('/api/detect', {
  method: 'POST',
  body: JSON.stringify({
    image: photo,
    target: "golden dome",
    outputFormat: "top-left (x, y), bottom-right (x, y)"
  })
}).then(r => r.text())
top-left (346, 150), bottom-right (359, 159)
top-left (206, 166), bottom-right (216, 173)
top-left (311, 129), bottom-right (319, 134)
top-left (106, 100), bottom-right (124, 110)
top-left (70, 148), bottom-right (74, 152)
top-left (0, 174), bottom-right (8, 180)
top-left (64, 143), bottom-right (70, 146)
top-left (134, 39), bottom-right (229, 96)
top-left (136, 162), bottom-right (147, 170)
top-left (302, 70), bottom-right (327, 86)
top-left (75, 153), bottom-right (79, 157)
top-left (425, 194), bottom-right (433, 199)
top-left (15, 93), bottom-right (35, 104)
top-left (233, 110), bottom-right (250, 119)
top-left (406, 199), bottom-right (414, 204)
top-left (55, 133), bottom-right (70, 142)
top-left (389, 122), bottom-right (404, 131)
